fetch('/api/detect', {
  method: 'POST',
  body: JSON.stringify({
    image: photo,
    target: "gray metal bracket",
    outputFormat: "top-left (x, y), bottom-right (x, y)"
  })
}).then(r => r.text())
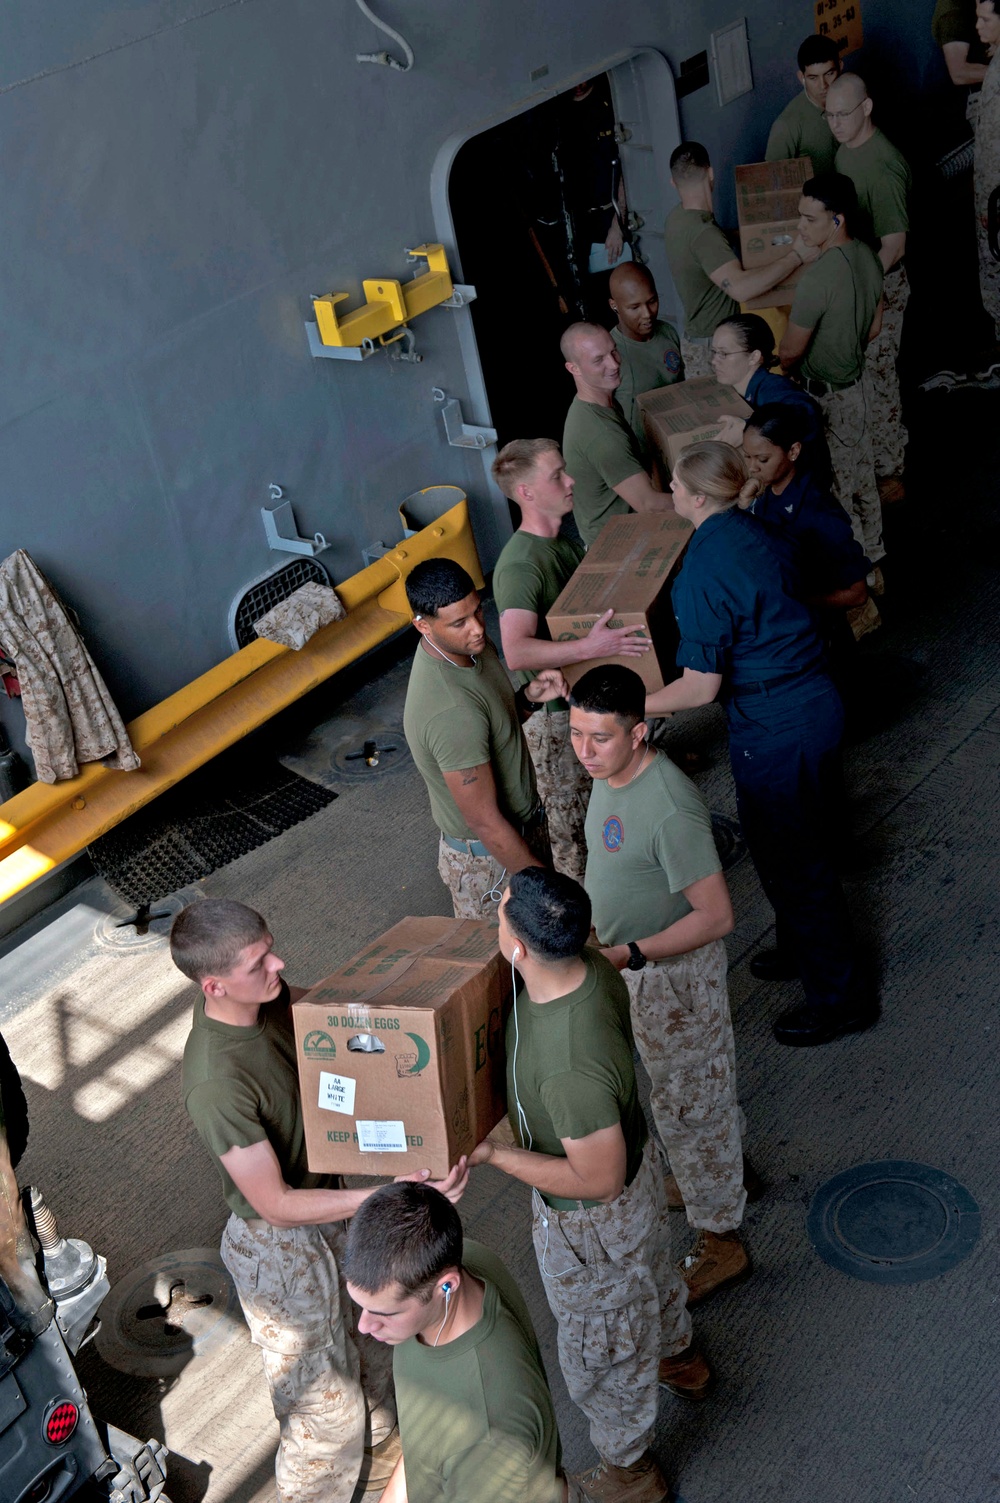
top-left (261, 484), bottom-right (330, 557)
top-left (440, 283), bottom-right (477, 308)
top-left (304, 323), bottom-right (378, 361)
top-left (431, 388), bottom-right (497, 450)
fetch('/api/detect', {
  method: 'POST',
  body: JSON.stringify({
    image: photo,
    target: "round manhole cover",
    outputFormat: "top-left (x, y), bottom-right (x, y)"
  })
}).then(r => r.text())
top-left (711, 813), bottom-right (746, 872)
top-left (95, 1248), bottom-right (244, 1376)
top-left (93, 887), bottom-right (204, 953)
top-left (328, 722), bottom-right (412, 782)
top-left (808, 1161), bottom-right (980, 1284)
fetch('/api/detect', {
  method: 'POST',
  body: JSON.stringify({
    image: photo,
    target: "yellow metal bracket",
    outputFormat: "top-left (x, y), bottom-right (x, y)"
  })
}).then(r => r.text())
top-left (310, 244), bottom-right (473, 353)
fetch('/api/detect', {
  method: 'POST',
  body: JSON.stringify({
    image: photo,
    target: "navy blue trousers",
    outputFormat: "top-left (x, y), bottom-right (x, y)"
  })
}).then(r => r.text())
top-left (727, 675), bottom-right (858, 1010)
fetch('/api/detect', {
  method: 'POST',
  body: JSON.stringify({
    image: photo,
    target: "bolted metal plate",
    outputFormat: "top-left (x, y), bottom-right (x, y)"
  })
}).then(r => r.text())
top-left (93, 886), bottom-right (204, 952)
top-left (95, 1248), bottom-right (244, 1376)
top-left (710, 813), bottom-right (747, 873)
top-left (808, 1161), bottom-right (981, 1284)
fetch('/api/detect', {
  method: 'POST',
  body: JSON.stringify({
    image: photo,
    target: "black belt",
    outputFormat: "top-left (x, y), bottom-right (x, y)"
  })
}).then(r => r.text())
top-left (730, 670), bottom-right (808, 699)
top-left (802, 374), bottom-right (861, 398)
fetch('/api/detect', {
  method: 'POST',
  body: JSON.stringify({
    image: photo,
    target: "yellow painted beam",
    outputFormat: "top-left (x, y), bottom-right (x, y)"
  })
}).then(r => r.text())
top-left (0, 499), bottom-right (483, 903)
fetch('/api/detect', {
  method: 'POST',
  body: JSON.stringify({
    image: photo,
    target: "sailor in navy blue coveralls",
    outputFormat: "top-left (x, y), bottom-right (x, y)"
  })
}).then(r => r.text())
top-left (647, 484), bottom-right (877, 1047)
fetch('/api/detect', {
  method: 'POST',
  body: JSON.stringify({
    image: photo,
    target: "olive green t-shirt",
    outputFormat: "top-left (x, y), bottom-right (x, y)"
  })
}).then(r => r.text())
top-left (182, 982), bottom-right (334, 1221)
top-left (835, 129), bottom-right (911, 247)
top-left (506, 950), bottom-right (647, 1211)
top-left (663, 205), bottom-right (740, 338)
top-left (403, 638), bottom-right (537, 838)
top-left (790, 239), bottom-right (884, 386)
top-left (492, 530), bottom-right (585, 712)
top-left (561, 397), bottom-right (645, 547)
top-left (766, 90), bottom-right (839, 176)
top-left (932, 0), bottom-right (977, 45)
top-left (584, 750), bottom-right (721, 947)
top-left (611, 321), bottom-right (683, 450)
top-left (393, 1240), bottom-right (563, 1503)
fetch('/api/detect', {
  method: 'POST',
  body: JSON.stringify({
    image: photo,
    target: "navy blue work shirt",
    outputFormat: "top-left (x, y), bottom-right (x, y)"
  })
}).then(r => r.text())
top-left (672, 508), bottom-right (826, 691)
top-left (744, 368), bottom-right (822, 448)
top-left (749, 470), bottom-right (871, 597)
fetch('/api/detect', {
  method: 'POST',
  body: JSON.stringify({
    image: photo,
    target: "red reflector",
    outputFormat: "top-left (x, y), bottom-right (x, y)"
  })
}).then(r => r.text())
top-left (45, 1402), bottom-right (79, 1444)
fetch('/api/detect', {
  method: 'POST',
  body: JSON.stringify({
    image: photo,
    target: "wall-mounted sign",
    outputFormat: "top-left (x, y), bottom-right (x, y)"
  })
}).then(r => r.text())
top-left (814, 0), bottom-right (863, 58)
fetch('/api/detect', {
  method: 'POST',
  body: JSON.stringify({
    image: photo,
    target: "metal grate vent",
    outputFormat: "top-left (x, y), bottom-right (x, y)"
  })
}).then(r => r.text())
top-left (230, 558), bottom-right (329, 649)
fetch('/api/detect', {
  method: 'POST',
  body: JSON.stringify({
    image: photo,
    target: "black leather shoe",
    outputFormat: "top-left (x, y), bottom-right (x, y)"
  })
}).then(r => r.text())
top-left (773, 1001), bottom-right (879, 1047)
top-left (749, 949), bottom-right (800, 982)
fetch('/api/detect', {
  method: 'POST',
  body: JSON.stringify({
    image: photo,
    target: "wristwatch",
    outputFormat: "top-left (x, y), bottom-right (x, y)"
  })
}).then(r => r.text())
top-left (626, 941), bottom-right (648, 971)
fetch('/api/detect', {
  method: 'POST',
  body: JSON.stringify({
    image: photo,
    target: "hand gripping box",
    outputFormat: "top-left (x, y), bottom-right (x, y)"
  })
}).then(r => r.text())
top-left (637, 376), bottom-right (752, 478)
top-left (545, 511), bottom-right (692, 693)
top-left (294, 917), bottom-right (511, 1179)
top-left (735, 156), bottom-right (811, 310)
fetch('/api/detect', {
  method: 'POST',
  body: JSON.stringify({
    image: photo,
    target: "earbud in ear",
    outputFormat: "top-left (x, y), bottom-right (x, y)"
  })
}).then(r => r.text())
top-left (833, 217), bottom-right (841, 227)
top-left (441, 1282), bottom-right (452, 1294)
top-left (512, 946), bottom-right (521, 961)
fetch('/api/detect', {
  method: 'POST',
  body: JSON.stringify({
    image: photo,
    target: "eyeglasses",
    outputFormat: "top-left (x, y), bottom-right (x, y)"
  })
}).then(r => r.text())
top-left (710, 348), bottom-right (744, 359)
top-left (823, 102), bottom-right (863, 123)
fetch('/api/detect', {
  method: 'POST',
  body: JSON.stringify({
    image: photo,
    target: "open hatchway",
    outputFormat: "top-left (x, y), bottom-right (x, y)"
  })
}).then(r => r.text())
top-left (444, 52), bottom-right (683, 500)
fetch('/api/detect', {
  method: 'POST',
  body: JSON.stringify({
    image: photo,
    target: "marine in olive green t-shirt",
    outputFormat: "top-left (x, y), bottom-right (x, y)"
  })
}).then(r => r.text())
top-left (835, 129), bottom-right (911, 249)
top-left (766, 90), bottom-right (838, 176)
top-left (584, 749), bottom-right (721, 949)
top-left (932, 0), bottom-right (979, 46)
top-left (663, 204), bottom-right (740, 339)
top-left (403, 638), bottom-right (537, 838)
top-left (506, 949), bottom-right (647, 1210)
top-left (492, 530), bottom-right (585, 713)
top-left (561, 396), bottom-right (646, 547)
top-left (790, 239), bottom-right (884, 387)
top-left (610, 319), bottom-right (683, 448)
top-left (183, 981), bottom-right (333, 1222)
top-left (393, 1239), bottom-right (564, 1503)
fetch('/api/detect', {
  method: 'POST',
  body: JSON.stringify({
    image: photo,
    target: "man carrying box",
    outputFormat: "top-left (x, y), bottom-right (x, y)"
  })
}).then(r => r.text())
top-left (492, 438), bottom-right (652, 884)
top-left (402, 558), bottom-right (567, 919)
top-left (560, 322), bottom-right (671, 547)
top-left (607, 263), bottom-right (684, 452)
top-left (568, 666), bottom-right (754, 1307)
top-left (173, 898), bottom-right (468, 1503)
top-left (765, 35), bottom-right (841, 176)
top-left (826, 72), bottom-right (913, 502)
top-left (470, 867), bottom-right (711, 1503)
top-left (343, 1181), bottom-right (568, 1503)
top-left (664, 142), bottom-right (814, 377)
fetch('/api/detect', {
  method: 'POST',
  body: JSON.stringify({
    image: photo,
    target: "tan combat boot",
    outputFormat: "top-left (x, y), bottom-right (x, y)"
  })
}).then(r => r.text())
top-left (570, 1449), bottom-right (670, 1503)
top-left (658, 1345), bottom-right (713, 1400)
top-left (678, 1229), bottom-right (751, 1304)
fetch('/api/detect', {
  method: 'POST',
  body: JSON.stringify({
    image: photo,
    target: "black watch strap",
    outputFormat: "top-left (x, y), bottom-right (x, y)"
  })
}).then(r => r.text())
top-left (627, 941), bottom-right (648, 970)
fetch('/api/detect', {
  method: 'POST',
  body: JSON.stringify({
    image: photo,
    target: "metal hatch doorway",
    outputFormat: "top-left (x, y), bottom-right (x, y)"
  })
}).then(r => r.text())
top-left (432, 50), bottom-right (682, 540)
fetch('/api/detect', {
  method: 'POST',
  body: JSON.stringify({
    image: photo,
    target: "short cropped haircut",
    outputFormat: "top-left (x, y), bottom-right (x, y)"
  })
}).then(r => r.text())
top-left (570, 664), bottom-right (646, 729)
top-left (342, 1183), bottom-right (462, 1300)
top-left (715, 313), bottom-right (776, 366)
top-left (669, 141), bottom-right (711, 182)
top-left (798, 34), bottom-right (841, 71)
top-left (801, 172), bottom-right (859, 226)
top-left (170, 899), bottom-right (269, 983)
top-left (405, 558), bottom-right (475, 618)
top-left (492, 438), bottom-right (561, 497)
top-left (505, 867), bottom-right (592, 963)
top-left (744, 403), bottom-right (809, 451)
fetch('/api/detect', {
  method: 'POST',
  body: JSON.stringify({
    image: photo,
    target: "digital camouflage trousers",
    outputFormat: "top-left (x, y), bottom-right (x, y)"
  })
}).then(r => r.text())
top-left (522, 709), bottom-right (591, 885)
top-left (220, 1215), bottom-right (395, 1503)
top-left (437, 812), bottom-right (552, 922)
top-left (819, 380), bottom-right (885, 564)
top-left (531, 1140), bottom-right (691, 1469)
top-left (865, 262), bottom-right (910, 480)
top-left (623, 939), bottom-right (746, 1233)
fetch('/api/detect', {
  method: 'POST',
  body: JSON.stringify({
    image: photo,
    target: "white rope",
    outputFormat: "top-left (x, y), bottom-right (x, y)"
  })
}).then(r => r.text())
top-left (354, 0), bottom-right (414, 71)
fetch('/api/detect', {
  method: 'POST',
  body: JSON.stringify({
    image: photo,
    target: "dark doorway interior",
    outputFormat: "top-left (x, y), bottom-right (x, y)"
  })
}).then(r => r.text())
top-left (450, 74), bottom-right (629, 455)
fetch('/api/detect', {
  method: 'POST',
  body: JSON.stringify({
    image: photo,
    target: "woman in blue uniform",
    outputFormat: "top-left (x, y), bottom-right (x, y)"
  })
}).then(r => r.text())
top-left (645, 440), bottom-right (876, 1047)
top-left (710, 315), bottom-right (827, 478)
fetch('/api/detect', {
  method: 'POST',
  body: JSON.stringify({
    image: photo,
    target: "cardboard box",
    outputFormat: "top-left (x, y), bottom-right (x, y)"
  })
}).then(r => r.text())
top-left (545, 511), bottom-right (692, 692)
top-left (293, 917), bottom-right (511, 1179)
top-left (637, 376), bottom-right (752, 479)
top-left (735, 156), bottom-right (810, 309)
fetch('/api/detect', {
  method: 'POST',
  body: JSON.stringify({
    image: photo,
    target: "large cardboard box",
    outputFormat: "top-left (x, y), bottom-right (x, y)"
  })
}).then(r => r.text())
top-left (637, 376), bottom-right (752, 479)
top-left (735, 156), bottom-right (811, 309)
top-left (294, 917), bottom-right (510, 1179)
top-left (545, 511), bottom-right (692, 692)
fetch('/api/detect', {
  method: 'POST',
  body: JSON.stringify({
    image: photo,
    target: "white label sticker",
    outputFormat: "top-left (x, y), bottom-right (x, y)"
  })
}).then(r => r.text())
top-left (356, 1119), bottom-right (407, 1153)
top-left (318, 1071), bottom-right (356, 1115)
